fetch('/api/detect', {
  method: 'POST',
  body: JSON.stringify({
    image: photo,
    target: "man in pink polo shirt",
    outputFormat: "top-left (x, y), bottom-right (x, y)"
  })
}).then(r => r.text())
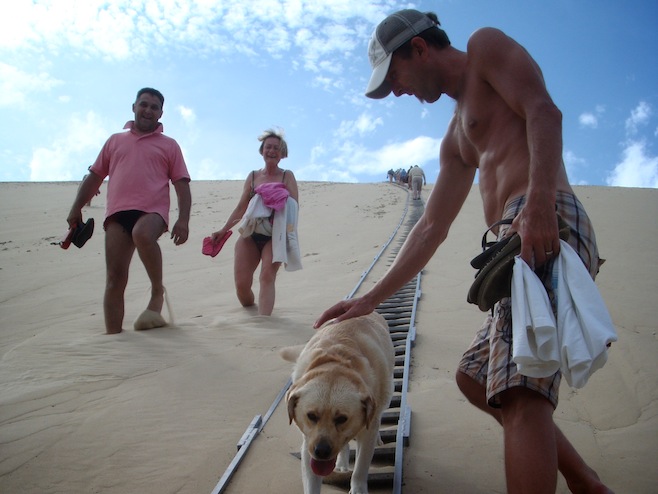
top-left (67, 88), bottom-right (191, 334)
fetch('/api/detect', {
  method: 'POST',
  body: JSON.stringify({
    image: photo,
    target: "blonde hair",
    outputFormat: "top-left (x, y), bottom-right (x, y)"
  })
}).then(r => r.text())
top-left (258, 128), bottom-right (288, 158)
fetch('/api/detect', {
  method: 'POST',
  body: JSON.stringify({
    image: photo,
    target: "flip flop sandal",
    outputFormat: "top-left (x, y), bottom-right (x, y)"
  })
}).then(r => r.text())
top-left (467, 215), bottom-right (570, 312)
top-left (58, 218), bottom-right (93, 249)
top-left (202, 230), bottom-right (233, 257)
top-left (71, 218), bottom-right (95, 248)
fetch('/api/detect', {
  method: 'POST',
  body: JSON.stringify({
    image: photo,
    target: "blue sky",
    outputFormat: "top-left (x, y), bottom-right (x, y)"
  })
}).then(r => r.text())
top-left (1, 0), bottom-right (657, 187)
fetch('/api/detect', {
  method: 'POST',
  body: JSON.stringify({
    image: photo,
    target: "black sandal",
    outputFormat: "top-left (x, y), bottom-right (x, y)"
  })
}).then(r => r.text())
top-left (71, 218), bottom-right (95, 248)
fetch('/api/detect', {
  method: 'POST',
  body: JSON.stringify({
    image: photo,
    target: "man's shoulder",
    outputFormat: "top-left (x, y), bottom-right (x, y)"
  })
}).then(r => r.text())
top-left (106, 127), bottom-right (180, 150)
top-left (468, 27), bottom-right (507, 45)
top-left (142, 130), bottom-right (182, 149)
top-left (149, 127), bottom-right (180, 144)
top-left (104, 129), bottom-right (132, 145)
top-left (466, 27), bottom-right (514, 58)
top-left (150, 131), bottom-right (176, 141)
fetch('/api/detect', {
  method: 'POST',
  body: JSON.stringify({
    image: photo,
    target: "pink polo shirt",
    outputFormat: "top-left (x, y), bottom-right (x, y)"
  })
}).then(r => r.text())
top-left (89, 121), bottom-right (190, 227)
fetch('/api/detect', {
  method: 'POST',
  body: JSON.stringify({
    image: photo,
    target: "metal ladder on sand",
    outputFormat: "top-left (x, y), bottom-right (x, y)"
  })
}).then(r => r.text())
top-left (211, 185), bottom-right (424, 494)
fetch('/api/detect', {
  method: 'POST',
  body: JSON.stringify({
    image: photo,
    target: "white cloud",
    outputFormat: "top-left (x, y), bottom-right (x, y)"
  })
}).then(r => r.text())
top-left (563, 149), bottom-right (588, 185)
top-left (605, 101), bottom-right (658, 188)
top-left (0, 0), bottom-right (405, 121)
top-left (0, 2), bottom-right (41, 50)
top-left (578, 112), bottom-right (598, 129)
top-left (1, 1), bottom-right (139, 60)
top-left (0, 62), bottom-right (61, 108)
top-left (335, 113), bottom-right (383, 139)
top-left (308, 135), bottom-right (441, 182)
top-left (625, 101), bottom-right (651, 135)
top-left (1, 0), bottom-right (387, 80)
top-left (29, 112), bottom-right (109, 181)
top-left (606, 140), bottom-right (658, 188)
top-left (365, 136), bottom-right (441, 173)
top-left (177, 105), bottom-right (196, 125)
top-left (194, 157), bottom-right (244, 181)
top-left (578, 105), bottom-right (604, 129)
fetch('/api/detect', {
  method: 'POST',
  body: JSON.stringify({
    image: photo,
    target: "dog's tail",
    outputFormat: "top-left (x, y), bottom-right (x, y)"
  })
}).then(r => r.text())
top-left (279, 345), bottom-right (304, 363)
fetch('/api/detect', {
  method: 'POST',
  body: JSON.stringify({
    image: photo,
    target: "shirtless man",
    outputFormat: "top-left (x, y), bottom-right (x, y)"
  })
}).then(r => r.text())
top-left (315, 10), bottom-right (611, 494)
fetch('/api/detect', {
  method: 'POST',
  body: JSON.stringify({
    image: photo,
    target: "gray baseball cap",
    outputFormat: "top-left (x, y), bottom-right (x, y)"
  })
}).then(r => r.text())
top-left (365, 9), bottom-right (436, 99)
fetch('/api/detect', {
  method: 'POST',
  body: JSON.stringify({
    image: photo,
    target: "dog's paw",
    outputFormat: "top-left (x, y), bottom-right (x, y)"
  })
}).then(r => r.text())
top-left (349, 484), bottom-right (369, 494)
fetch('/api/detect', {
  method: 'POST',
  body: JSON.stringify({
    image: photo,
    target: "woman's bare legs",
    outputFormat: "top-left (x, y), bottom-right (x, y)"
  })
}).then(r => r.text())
top-left (257, 241), bottom-right (281, 316)
top-left (233, 236), bottom-right (281, 315)
top-left (234, 236), bottom-right (261, 308)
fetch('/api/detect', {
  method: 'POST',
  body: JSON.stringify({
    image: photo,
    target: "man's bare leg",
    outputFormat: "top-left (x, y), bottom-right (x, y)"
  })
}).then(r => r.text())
top-left (556, 426), bottom-right (613, 494)
top-left (456, 371), bottom-right (613, 493)
top-left (104, 223), bottom-right (136, 334)
top-left (133, 214), bottom-right (166, 314)
top-left (499, 387), bottom-right (558, 494)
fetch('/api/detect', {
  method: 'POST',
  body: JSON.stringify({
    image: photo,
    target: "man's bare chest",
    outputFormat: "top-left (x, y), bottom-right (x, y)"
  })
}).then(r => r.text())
top-left (451, 113), bottom-right (480, 167)
top-left (455, 80), bottom-right (498, 146)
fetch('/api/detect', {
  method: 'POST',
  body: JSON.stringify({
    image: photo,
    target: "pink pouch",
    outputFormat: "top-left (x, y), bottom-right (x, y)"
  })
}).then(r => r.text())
top-left (202, 231), bottom-right (233, 258)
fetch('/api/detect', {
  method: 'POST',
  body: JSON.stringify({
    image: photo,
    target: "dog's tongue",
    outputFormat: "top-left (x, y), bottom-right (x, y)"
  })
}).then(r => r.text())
top-left (310, 458), bottom-right (336, 477)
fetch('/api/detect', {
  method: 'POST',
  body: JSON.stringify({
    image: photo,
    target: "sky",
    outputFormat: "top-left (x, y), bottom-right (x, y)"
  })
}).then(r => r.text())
top-left (1, 0), bottom-right (657, 188)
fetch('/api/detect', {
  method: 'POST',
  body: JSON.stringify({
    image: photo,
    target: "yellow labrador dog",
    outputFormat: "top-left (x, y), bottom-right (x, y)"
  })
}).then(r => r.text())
top-left (281, 312), bottom-right (394, 494)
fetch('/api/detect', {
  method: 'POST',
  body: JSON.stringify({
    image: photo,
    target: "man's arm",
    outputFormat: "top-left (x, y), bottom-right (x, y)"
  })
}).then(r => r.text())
top-left (314, 133), bottom-right (475, 328)
top-left (67, 171), bottom-right (104, 227)
top-left (171, 178), bottom-right (191, 245)
top-left (471, 28), bottom-right (564, 264)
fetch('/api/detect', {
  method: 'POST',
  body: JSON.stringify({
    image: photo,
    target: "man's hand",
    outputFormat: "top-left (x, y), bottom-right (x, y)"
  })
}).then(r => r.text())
top-left (313, 296), bottom-right (377, 329)
top-left (66, 209), bottom-right (82, 230)
top-left (512, 205), bottom-right (559, 268)
top-left (170, 219), bottom-right (189, 245)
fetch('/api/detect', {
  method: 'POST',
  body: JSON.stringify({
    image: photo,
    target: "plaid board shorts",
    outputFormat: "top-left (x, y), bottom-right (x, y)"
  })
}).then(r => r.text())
top-left (457, 192), bottom-right (602, 408)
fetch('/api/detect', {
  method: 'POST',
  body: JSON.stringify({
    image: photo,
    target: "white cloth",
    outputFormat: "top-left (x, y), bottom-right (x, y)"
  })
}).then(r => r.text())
top-left (554, 240), bottom-right (617, 387)
top-left (238, 193), bottom-right (272, 236)
top-left (511, 240), bottom-right (617, 388)
top-left (272, 197), bottom-right (302, 271)
top-left (511, 258), bottom-right (560, 378)
top-left (238, 195), bottom-right (302, 272)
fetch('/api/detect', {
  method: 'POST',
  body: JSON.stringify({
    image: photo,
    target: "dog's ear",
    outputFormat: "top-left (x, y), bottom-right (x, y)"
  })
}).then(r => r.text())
top-left (362, 395), bottom-right (376, 429)
top-left (286, 389), bottom-right (299, 425)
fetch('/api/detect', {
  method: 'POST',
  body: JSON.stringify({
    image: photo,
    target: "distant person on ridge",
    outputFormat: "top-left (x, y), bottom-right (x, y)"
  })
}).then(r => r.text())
top-left (408, 165), bottom-right (426, 200)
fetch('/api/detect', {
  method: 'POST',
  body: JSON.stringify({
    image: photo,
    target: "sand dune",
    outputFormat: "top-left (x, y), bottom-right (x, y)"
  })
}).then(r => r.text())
top-left (0, 181), bottom-right (656, 493)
